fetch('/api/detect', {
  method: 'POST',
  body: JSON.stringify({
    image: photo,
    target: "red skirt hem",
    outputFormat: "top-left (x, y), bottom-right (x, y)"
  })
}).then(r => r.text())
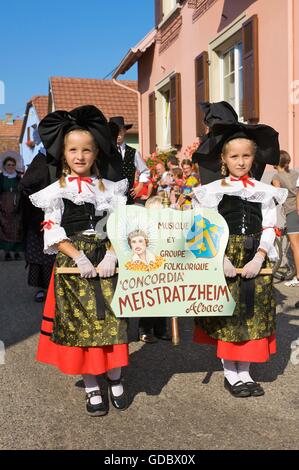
top-left (193, 326), bottom-right (276, 363)
top-left (36, 269), bottom-right (129, 375)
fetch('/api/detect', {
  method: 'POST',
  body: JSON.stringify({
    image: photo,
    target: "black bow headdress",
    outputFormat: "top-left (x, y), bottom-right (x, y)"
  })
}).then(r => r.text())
top-left (192, 101), bottom-right (280, 183)
top-left (38, 105), bottom-right (113, 162)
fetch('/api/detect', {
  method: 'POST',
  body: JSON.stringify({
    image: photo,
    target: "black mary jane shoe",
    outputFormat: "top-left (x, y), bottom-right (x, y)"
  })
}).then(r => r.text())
top-left (224, 378), bottom-right (251, 398)
top-left (34, 290), bottom-right (45, 303)
top-left (139, 332), bottom-right (158, 344)
top-left (86, 390), bottom-right (108, 417)
top-left (107, 378), bottom-right (128, 411)
top-left (244, 381), bottom-right (265, 397)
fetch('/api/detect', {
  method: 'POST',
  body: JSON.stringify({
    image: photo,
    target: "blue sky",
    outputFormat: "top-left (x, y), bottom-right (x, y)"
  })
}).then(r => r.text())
top-left (0, 0), bottom-right (154, 119)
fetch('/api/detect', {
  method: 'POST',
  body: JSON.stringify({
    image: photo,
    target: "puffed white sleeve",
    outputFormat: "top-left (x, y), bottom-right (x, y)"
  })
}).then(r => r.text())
top-left (29, 190), bottom-right (69, 254)
top-left (41, 200), bottom-right (69, 254)
top-left (258, 198), bottom-right (278, 260)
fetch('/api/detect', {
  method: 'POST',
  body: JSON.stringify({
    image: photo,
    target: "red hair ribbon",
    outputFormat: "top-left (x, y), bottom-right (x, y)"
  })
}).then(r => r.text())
top-left (41, 220), bottom-right (54, 231)
top-left (263, 226), bottom-right (282, 237)
top-left (68, 176), bottom-right (93, 193)
top-left (230, 174), bottom-right (255, 188)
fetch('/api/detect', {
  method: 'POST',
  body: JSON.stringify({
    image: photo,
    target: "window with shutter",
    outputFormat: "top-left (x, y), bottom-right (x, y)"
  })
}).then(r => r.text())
top-left (221, 42), bottom-right (243, 119)
top-left (170, 73), bottom-right (182, 147)
top-left (195, 51), bottom-right (209, 137)
top-left (242, 15), bottom-right (259, 123)
top-left (149, 92), bottom-right (156, 153)
top-left (155, 0), bottom-right (163, 26)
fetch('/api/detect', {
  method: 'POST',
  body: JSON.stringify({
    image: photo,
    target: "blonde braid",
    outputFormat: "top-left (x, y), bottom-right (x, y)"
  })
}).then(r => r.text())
top-left (59, 174), bottom-right (66, 187)
top-left (92, 163), bottom-right (105, 192)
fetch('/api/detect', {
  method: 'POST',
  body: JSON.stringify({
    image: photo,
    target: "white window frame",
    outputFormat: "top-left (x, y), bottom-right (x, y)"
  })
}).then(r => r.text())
top-left (162, 0), bottom-right (177, 18)
top-left (220, 42), bottom-right (243, 119)
top-left (155, 73), bottom-right (177, 152)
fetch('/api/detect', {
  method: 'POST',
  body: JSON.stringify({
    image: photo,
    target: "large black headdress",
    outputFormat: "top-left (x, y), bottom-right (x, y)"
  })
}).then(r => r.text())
top-left (38, 105), bottom-right (113, 161)
top-left (200, 101), bottom-right (238, 128)
top-left (192, 101), bottom-right (280, 183)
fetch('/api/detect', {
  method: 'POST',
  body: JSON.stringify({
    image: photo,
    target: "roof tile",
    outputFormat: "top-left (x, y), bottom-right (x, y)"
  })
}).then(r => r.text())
top-left (51, 77), bottom-right (138, 133)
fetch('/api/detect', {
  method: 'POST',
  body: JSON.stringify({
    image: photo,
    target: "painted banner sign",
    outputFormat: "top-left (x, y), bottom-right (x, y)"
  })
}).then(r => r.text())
top-left (107, 206), bottom-right (236, 318)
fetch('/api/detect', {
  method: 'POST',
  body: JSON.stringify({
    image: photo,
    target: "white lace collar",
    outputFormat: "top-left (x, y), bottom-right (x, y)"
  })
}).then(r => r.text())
top-left (29, 176), bottom-right (128, 212)
top-left (193, 178), bottom-right (288, 208)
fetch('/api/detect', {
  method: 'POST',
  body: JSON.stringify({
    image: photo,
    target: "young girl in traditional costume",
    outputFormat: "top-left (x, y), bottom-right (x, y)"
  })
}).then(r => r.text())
top-left (192, 121), bottom-right (287, 397)
top-left (30, 105), bottom-right (129, 416)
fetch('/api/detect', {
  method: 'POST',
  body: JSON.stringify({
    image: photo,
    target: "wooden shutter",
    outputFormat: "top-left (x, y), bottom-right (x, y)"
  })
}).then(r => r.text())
top-left (242, 15), bottom-right (259, 123)
top-left (155, 0), bottom-right (163, 26)
top-left (195, 51), bottom-right (209, 137)
top-left (170, 73), bottom-right (182, 147)
top-left (149, 92), bottom-right (156, 154)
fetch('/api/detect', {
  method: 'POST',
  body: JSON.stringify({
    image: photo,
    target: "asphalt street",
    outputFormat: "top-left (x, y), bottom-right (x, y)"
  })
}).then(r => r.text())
top-left (0, 258), bottom-right (298, 450)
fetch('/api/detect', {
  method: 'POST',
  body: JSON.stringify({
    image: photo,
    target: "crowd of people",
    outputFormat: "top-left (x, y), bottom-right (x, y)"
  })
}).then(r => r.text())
top-left (133, 156), bottom-right (200, 209)
top-left (0, 101), bottom-right (299, 417)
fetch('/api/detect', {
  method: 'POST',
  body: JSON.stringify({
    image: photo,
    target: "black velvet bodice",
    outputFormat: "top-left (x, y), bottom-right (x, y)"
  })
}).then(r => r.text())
top-left (218, 195), bottom-right (262, 235)
top-left (61, 199), bottom-right (107, 237)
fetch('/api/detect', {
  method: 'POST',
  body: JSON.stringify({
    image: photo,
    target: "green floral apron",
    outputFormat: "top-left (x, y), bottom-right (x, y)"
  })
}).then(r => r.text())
top-left (52, 233), bottom-right (128, 347)
top-left (195, 233), bottom-right (276, 342)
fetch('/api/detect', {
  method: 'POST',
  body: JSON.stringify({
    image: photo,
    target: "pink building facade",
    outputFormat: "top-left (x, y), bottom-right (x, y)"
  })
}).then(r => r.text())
top-left (114, 0), bottom-right (299, 168)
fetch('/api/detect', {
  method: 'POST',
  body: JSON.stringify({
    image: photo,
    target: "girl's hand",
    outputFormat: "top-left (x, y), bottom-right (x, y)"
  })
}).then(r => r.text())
top-left (223, 256), bottom-right (237, 277)
top-left (73, 251), bottom-right (97, 278)
top-left (97, 251), bottom-right (117, 278)
top-left (241, 252), bottom-right (264, 279)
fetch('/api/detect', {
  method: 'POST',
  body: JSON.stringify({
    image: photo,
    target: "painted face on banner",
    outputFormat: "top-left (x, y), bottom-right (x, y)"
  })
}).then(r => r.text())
top-left (130, 236), bottom-right (147, 256)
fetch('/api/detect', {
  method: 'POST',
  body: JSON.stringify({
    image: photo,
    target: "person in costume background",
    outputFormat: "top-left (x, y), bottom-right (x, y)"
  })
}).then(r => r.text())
top-left (0, 156), bottom-right (23, 261)
top-left (30, 105), bottom-right (129, 417)
top-left (19, 131), bottom-right (55, 303)
top-left (272, 151), bottom-right (299, 287)
top-left (109, 116), bottom-right (150, 205)
top-left (192, 120), bottom-right (287, 398)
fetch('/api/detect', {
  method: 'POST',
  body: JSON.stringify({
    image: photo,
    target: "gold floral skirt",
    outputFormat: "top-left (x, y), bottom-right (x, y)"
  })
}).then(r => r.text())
top-left (195, 233), bottom-right (276, 342)
top-left (52, 233), bottom-right (128, 347)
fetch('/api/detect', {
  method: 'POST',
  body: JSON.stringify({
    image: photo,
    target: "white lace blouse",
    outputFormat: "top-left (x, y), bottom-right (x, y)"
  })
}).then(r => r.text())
top-left (192, 178), bottom-right (288, 260)
top-left (30, 176), bottom-right (128, 255)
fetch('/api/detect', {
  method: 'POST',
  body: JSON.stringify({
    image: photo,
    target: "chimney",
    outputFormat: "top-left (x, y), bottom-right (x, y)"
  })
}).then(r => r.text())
top-left (5, 113), bottom-right (13, 125)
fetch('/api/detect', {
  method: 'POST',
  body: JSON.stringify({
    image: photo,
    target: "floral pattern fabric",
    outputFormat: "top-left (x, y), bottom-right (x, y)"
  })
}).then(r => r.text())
top-left (195, 233), bottom-right (276, 342)
top-left (52, 234), bottom-right (128, 347)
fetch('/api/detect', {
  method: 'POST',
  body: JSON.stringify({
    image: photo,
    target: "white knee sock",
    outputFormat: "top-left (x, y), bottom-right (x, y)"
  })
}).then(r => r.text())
top-left (107, 367), bottom-right (123, 397)
top-left (222, 359), bottom-right (239, 385)
top-left (236, 361), bottom-right (254, 383)
top-left (82, 374), bottom-right (102, 405)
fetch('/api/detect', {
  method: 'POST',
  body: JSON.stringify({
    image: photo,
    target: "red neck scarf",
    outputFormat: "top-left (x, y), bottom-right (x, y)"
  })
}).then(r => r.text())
top-left (230, 174), bottom-right (255, 188)
top-left (68, 176), bottom-right (93, 193)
